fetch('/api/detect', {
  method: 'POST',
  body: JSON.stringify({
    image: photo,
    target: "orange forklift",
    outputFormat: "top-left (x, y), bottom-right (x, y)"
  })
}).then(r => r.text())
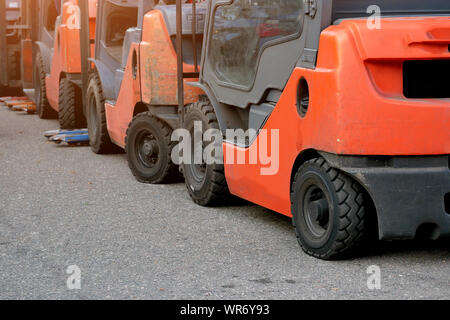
top-left (30, 0), bottom-right (97, 129)
top-left (79, 0), bottom-right (205, 183)
top-left (176, 0), bottom-right (450, 259)
top-left (0, 0), bottom-right (39, 112)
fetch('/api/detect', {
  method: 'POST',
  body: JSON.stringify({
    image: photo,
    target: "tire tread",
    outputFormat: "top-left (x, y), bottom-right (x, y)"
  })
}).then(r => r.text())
top-left (35, 52), bottom-right (56, 119)
top-left (291, 158), bottom-right (366, 259)
top-left (58, 78), bottom-right (84, 129)
top-left (184, 100), bottom-right (229, 206)
top-left (87, 72), bottom-right (117, 154)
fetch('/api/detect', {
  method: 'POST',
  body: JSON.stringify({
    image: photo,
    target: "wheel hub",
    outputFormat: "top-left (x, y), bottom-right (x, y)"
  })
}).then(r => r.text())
top-left (303, 186), bottom-right (330, 238)
top-left (136, 131), bottom-right (159, 168)
top-left (308, 199), bottom-right (329, 225)
top-left (142, 138), bottom-right (158, 157)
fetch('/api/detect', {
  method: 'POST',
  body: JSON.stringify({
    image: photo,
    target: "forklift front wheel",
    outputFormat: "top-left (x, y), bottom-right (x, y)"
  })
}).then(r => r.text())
top-left (86, 73), bottom-right (116, 154)
top-left (58, 78), bottom-right (85, 129)
top-left (34, 52), bottom-right (56, 119)
top-left (182, 100), bottom-right (230, 206)
top-left (125, 112), bottom-right (179, 184)
top-left (291, 158), bottom-right (367, 260)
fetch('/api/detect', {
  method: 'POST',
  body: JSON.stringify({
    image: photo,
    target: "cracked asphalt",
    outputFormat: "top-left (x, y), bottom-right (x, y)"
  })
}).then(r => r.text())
top-left (0, 105), bottom-right (449, 299)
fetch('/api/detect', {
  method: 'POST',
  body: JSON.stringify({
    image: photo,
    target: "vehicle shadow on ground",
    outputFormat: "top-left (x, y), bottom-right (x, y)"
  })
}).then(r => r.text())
top-left (6, 112), bottom-right (34, 116)
top-left (227, 202), bottom-right (450, 260)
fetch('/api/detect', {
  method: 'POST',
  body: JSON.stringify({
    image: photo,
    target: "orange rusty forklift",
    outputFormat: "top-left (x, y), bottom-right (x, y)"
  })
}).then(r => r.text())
top-left (0, 0), bottom-right (23, 95)
top-left (79, 0), bottom-right (205, 183)
top-left (177, 0), bottom-right (450, 259)
top-left (30, 0), bottom-right (97, 128)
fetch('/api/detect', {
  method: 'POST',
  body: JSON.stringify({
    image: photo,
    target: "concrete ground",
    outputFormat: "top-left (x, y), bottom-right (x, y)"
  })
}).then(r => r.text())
top-left (0, 105), bottom-right (449, 299)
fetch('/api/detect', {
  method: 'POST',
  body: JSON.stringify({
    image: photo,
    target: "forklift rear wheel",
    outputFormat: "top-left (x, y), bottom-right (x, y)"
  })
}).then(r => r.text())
top-left (182, 99), bottom-right (230, 206)
top-left (34, 52), bottom-right (56, 119)
top-left (58, 78), bottom-right (85, 129)
top-left (86, 73), bottom-right (116, 154)
top-left (291, 157), bottom-right (367, 260)
top-left (125, 112), bottom-right (179, 184)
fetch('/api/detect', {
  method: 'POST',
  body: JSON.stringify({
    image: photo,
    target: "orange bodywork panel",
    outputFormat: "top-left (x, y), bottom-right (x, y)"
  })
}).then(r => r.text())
top-left (223, 17), bottom-right (450, 217)
top-left (105, 43), bottom-right (142, 147)
top-left (46, 0), bottom-right (97, 111)
top-left (105, 9), bottom-right (203, 148)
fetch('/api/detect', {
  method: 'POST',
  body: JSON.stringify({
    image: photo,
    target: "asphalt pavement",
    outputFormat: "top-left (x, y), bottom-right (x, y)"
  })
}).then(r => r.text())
top-left (0, 105), bottom-right (449, 299)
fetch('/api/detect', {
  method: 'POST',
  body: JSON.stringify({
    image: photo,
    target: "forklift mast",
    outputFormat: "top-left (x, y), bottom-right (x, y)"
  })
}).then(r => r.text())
top-left (1, 0), bottom-right (36, 89)
top-left (0, 0), bottom-right (22, 87)
top-left (176, 0), bottom-right (200, 123)
top-left (79, 0), bottom-right (91, 108)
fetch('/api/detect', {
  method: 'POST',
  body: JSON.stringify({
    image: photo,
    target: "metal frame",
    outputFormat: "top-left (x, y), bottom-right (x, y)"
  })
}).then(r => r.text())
top-left (176, 0), bottom-right (199, 124)
top-left (79, 0), bottom-right (91, 109)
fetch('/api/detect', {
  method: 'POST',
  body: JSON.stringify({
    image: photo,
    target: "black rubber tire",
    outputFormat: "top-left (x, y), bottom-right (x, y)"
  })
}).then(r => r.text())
top-left (291, 157), bottom-right (367, 260)
top-left (86, 72), bottom-right (116, 154)
top-left (34, 51), bottom-right (56, 119)
top-left (125, 112), bottom-right (179, 184)
top-left (182, 99), bottom-right (230, 206)
top-left (58, 78), bottom-right (85, 129)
